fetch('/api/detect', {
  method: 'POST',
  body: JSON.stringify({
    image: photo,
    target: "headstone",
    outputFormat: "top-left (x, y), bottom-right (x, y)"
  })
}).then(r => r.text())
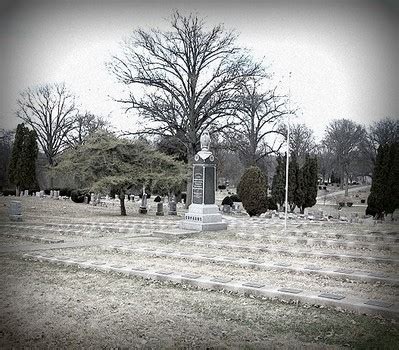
top-left (139, 193), bottom-right (147, 214)
top-left (168, 200), bottom-right (177, 215)
top-left (36, 192), bottom-right (40, 197)
top-left (50, 190), bottom-right (54, 198)
top-left (24, 190), bottom-right (29, 196)
top-left (180, 130), bottom-right (227, 231)
top-left (156, 202), bottom-right (164, 216)
top-left (84, 196), bottom-right (89, 204)
top-left (232, 202), bottom-right (241, 213)
top-left (40, 190), bottom-right (44, 198)
top-left (9, 201), bottom-right (22, 221)
top-left (54, 190), bottom-right (59, 200)
top-left (222, 204), bottom-right (231, 214)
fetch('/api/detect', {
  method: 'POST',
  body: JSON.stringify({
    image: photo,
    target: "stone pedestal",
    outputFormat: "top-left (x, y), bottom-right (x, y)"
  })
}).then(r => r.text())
top-left (180, 132), bottom-right (227, 231)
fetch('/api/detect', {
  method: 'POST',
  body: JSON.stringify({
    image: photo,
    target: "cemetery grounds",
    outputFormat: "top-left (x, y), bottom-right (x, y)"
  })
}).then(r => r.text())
top-left (0, 195), bottom-right (398, 349)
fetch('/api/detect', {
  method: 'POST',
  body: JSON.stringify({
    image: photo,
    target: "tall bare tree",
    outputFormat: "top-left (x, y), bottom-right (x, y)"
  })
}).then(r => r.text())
top-left (289, 123), bottom-right (317, 165)
top-left (107, 11), bottom-right (262, 205)
top-left (66, 112), bottom-right (110, 147)
top-left (225, 78), bottom-right (289, 167)
top-left (322, 119), bottom-right (367, 196)
top-left (16, 83), bottom-right (78, 165)
top-left (361, 117), bottom-right (399, 171)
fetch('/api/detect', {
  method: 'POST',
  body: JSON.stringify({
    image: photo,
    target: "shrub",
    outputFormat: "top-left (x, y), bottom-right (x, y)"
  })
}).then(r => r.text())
top-left (347, 202), bottom-right (353, 207)
top-left (237, 166), bottom-right (268, 217)
top-left (154, 195), bottom-right (162, 202)
top-left (218, 185), bottom-right (226, 190)
top-left (221, 196), bottom-right (234, 206)
top-left (267, 197), bottom-right (278, 211)
top-left (71, 190), bottom-right (90, 203)
top-left (229, 194), bottom-right (241, 202)
top-left (138, 192), bottom-right (151, 199)
top-left (59, 188), bottom-right (72, 197)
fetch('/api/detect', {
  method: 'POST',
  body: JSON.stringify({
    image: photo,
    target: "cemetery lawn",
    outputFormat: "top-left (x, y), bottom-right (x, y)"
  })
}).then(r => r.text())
top-left (0, 196), bottom-right (398, 348)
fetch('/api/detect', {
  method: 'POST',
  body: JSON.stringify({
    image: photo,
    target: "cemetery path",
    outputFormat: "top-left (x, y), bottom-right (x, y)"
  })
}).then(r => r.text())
top-left (316, 185), bottom-right (370, 201)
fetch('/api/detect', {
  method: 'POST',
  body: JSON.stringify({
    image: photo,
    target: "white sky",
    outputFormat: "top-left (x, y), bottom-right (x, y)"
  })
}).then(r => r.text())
top-left (0, 0), bottom-right (398, 141)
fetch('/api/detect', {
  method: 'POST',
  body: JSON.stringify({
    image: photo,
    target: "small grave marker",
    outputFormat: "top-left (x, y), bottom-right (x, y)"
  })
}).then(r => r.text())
top-left (278, 288), bottom-right (302, 294)
top-left (242, 282), bottom-right (265, 288)
top-left (318, 293), bottom-right (345, 300)
top-left (364, 299), bottom-right (393, 308)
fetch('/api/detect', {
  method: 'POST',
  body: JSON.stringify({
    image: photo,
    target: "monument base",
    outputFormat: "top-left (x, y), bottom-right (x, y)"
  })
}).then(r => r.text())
top-left (180, 204), bottom-right (227, 231)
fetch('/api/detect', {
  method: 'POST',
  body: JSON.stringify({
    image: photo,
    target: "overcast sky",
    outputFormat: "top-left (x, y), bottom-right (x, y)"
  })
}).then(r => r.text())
top-left (0, 0), bottom-right (398, 140)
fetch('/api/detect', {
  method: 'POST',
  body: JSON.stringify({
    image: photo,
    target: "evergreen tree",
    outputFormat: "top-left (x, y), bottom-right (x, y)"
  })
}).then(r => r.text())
top-left (237, 166), bottom-right (268, 217)
top-left (54, 131), bottom-right (187, 216)
top-left (8, 123), bottom-right (38, 195)
top-left (386, 143), bottom-right (399, 215)
top-left (271, 155), bottom-right (285, 209)
top-left (298, 155), bottom-right (318, 213)
top-left (368, 143), bottom-right (399, 218)
top-left (288, 155), bottom-right (300, 212)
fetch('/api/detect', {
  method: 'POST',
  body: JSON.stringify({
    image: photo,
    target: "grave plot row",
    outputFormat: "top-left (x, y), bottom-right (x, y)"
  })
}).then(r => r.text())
top-left (182, 239), bottom-right (399, 265)
top-left (44, 244), bottom-right (397, 304)
top-left (235, 232), bottom-right (399, 252)
top-left (0, 230), bottom-right (64, 244)
top-left (22, 252), bottom-right (399, 320)
top-left (0, 223), bottom-right (157, 239)
top-left (243, 230), bottom-right (399, 243)
top-left (105, 244), bottom-right (399, 286)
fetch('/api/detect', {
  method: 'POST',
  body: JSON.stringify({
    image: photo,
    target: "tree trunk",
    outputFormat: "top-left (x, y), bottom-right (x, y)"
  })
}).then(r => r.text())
top-left (344, 175), bottom-right (349, 197)
top-left (15, 185), bottom-right (20, 197)
top-left (185, 146), bottom-right (196, 209)
top-left (119, 189), bottom-right (126, 216)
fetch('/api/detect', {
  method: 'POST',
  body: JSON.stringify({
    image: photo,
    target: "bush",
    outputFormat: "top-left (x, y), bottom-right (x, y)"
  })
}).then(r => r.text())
top-left (229, 194), bottom-right (241, 202)
top-left (267, 197), bottom-right (278, 211)
top-left (218, 185), bottom-right (226, 190)
top-left (71, 190), bottom-right (90, 204)
top-left (347, 202), bottom-right (353, 207)
top-left (1, 189), bottom-right (16, 196)
top-left (237, 166), bottom-right (268, 217)
top-left (154, 195), bottom-right (162, 202)
top-left (221, 196), bottom-right (234, 206)
top-left (138, 192), bottom-right (151, 199)
top-left (58, 188), bottom-right (72, 197)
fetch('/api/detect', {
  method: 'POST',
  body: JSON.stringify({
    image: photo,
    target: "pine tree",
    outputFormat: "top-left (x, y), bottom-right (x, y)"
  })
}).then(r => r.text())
top-left (386, 143), bottom-right (399, 215)
top-left (237, 166), bottom-right (268, 217)
top-left (298, 155), bottom-right (318, 213)
top-left (288, 155), bottom-right (299, 212)
top-left (271, 155), bottom-right (286, 209)
top-left (9, 124), bottom-right (38, 195)
top-left (368, 143), bottom-right (399, 218)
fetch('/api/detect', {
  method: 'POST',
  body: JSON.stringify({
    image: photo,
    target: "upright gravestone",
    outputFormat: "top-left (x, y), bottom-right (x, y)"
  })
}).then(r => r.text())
top-left (156, 202), bottom-right (164, 216)
top-left (139, 193), bottom-right (148, 214)
top-left (9, 201), bottom-right (22, 221)
top-left (180, 130), bottom-right (227, 231)
top-left (54, 190), bottom-right (59, 200)
top-left (168, 200), bottom-right (177, 215)
top-left (24, 190), bottom-right (29, 196)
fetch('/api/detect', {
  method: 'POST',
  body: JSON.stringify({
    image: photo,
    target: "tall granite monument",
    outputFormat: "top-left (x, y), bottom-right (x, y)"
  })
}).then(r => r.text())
top-left (180, 131), bottom-right (227, 231)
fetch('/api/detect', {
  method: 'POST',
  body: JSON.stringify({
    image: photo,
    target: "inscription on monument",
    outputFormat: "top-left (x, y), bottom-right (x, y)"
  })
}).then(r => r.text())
top-left (193, 165), bottom-right (203, 204)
